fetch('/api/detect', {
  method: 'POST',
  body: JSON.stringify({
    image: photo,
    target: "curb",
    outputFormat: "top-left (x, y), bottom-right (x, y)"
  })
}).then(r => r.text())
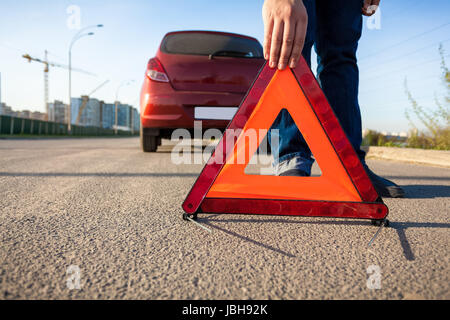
top-left (363, 146), bottom-right (450, 168)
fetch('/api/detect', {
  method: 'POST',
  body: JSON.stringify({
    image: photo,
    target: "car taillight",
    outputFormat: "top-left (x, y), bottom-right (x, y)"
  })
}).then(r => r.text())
top-left (146, 58), bottom-right (169, 82)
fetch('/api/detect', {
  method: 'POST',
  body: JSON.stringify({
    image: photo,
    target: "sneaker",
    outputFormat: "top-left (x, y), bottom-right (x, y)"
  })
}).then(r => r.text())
top-left (364, 166), bottom-right (405, 198)
top-left (278, 169), bottom-right (309, 177)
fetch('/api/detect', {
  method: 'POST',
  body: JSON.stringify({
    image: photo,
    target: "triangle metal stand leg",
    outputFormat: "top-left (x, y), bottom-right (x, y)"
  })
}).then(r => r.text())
top-left (182, 213), bottom-right (212, 233)
top-left (368, 218), bottom-right (390, 248)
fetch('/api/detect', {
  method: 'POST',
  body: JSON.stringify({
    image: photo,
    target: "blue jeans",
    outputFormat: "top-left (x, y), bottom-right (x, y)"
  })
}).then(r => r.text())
top-left (269, 0), bottom-right (366, 175)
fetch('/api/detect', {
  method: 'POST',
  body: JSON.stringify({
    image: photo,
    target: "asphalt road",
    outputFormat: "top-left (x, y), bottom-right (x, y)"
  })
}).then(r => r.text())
top-left (0, 137), bottom-right (448, 299)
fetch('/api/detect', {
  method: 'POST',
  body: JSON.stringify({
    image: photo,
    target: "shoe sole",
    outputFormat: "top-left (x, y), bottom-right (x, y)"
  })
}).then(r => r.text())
top-left (378, 185), bottom-right (405, 198)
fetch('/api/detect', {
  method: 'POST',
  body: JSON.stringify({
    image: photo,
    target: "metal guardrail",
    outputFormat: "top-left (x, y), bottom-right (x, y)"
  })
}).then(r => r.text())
top-left (0, 115), bottom-right (137, 136)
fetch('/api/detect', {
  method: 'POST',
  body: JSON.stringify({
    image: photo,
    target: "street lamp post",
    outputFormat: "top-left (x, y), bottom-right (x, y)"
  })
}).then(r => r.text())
top-left (114, 80), bottom-right (134, 135)
top-left (68, 24), bottom-right (103, 134)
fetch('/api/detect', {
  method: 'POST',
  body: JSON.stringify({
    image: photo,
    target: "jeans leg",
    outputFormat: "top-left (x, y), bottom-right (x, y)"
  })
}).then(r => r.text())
top-left (268, 0), bottom-right (316, 175)
top-left (314, 0), bottom-right (366, 161)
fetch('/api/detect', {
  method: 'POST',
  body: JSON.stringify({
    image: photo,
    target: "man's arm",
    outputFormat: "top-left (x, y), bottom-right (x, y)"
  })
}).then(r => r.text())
top-left (263, 0), bottom-right (381, 70)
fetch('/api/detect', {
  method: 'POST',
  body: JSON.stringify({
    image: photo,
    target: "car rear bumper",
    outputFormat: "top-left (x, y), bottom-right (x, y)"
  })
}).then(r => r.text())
top-left (141, 82), bottom-right (245, 131)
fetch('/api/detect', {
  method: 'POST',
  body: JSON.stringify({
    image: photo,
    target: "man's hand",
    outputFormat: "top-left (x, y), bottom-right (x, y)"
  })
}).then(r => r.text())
top-left (262, 0), bottom-right (308, 70)
top-left (362, 0), bottom-right (381, 16)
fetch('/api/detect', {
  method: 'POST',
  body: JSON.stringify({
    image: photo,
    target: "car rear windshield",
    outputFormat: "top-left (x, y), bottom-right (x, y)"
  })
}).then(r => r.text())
top-left (161, 32), bottom-right (263, 58)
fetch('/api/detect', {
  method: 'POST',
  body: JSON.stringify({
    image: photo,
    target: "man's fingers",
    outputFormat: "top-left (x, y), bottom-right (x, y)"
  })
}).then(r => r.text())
top-left (278, 20), bottom-right (295, 70)
top-left (263, 18), bottom-right (274, 60)
top-left (362, 0), bottom-right (371, 12)
top-left (269, 19), bottom-right (283, 68)
top-left (289, 22), bottom-right (306, 69)
top-left (262, 0), bottom-right (308, 69)
top-left (362, 0), bottom-right (380, 16)
top-left (372, 0), bottom-right (381, 12)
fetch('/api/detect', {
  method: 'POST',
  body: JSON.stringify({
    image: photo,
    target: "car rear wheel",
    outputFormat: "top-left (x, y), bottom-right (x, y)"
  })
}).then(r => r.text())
top-left (141, 127), bottom-right (158, 152)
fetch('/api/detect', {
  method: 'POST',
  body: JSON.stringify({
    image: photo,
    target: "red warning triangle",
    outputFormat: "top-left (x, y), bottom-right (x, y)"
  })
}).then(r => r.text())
top-left (182, 58), bottom-right (388, 221)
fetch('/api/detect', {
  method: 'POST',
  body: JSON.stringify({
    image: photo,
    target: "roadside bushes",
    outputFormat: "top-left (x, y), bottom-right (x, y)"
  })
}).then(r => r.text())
top-left (404, 44), bottom-right (450, 150)
top-left (362, 130), bottom-right (405, 148)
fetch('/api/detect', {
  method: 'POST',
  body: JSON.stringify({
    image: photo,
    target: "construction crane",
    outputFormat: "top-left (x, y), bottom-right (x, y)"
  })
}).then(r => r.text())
top-left (22, 50), bottom-right (96, 120)
top-left (75, 80), bottom-right (110, 125)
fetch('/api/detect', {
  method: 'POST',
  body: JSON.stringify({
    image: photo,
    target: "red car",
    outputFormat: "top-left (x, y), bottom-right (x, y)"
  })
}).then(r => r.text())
top-left (140, 30), bottom-right (265, 152)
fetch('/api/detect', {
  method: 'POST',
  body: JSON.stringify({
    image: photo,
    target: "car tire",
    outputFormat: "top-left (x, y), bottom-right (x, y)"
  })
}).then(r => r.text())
top-left (141, 127), bottom-right (158, 152)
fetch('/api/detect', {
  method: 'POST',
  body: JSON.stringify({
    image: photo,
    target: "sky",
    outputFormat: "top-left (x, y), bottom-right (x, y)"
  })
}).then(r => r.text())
top-left (0, 0), bottom-right (449, 133)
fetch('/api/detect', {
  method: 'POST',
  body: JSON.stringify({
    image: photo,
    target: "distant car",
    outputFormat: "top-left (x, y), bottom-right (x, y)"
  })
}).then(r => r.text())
top-left (139, 30), bottom-right (265, 152)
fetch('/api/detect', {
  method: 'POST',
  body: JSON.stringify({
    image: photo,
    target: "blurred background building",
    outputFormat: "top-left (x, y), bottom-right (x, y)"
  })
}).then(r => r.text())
top-left (48, 100), bottom-right (68, 123)
top-left (70, 96), bottom-right (139, 131)
top-left (0, 102), bottom-right (46, 120)
top-left (1, 97), bottom-right (139, 132)
top-left (101, 102), bottom-right (115, 129)
top-left (71, 96), bottom-right (101, 127)
top-left (131, 107), bottom-right (140, 132)
top-left (117, 103), bottom-right (130, 128)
